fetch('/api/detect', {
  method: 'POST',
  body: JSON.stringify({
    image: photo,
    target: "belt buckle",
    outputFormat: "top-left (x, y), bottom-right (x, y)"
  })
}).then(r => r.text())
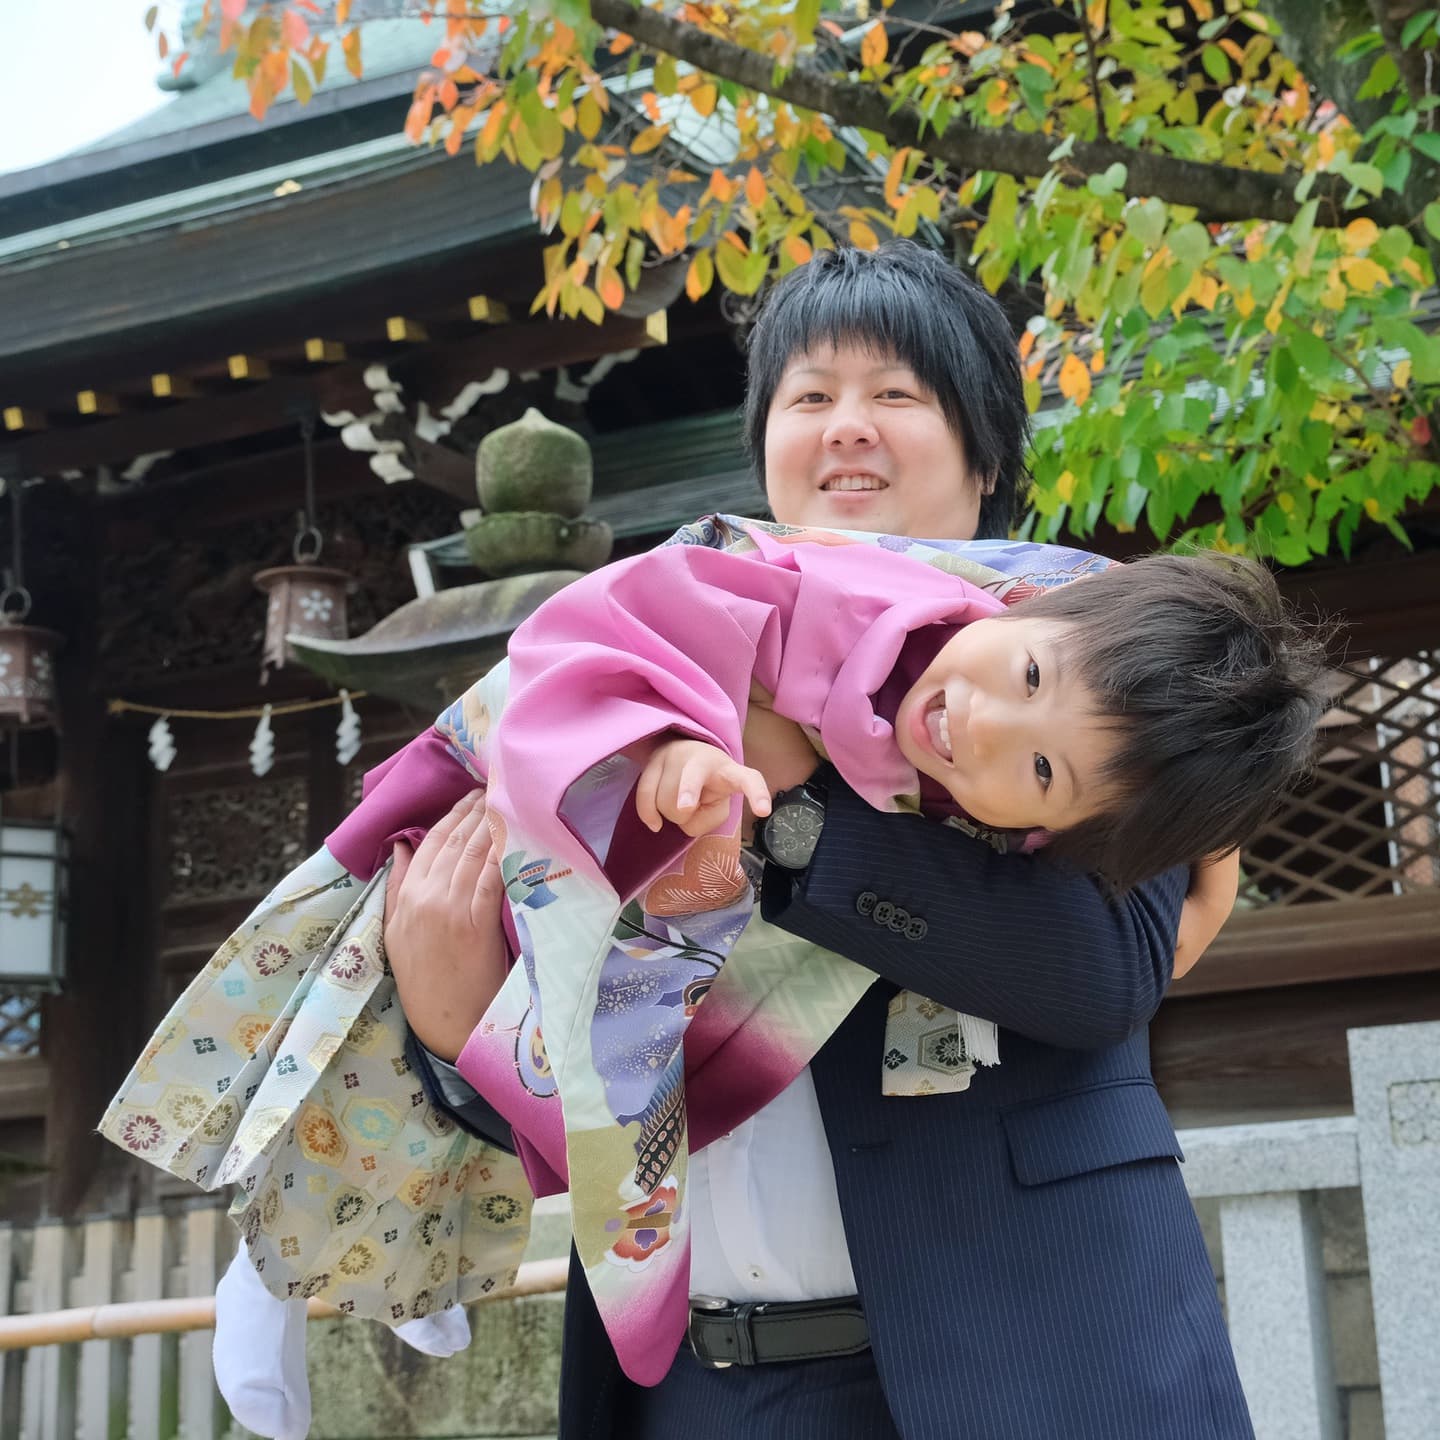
top-left (689, 1294), bottom-right (736, 1370)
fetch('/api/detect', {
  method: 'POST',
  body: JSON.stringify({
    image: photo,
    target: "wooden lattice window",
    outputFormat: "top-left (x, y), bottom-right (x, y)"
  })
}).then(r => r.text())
top-left (1239, 652), bottom-right (1440, 907)
top-left (0, 991), bottom-right (42, 1057)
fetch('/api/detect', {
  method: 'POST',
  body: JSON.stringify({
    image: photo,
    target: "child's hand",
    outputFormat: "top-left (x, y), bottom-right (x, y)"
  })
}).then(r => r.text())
top-left (635, 737), bottom-right (773, 838)
top-left (1173, 848), bottom-right (1241, 981)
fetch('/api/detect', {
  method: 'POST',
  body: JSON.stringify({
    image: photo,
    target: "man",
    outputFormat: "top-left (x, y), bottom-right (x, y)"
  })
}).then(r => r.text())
top-left (385, 242), bottom-right (1251, 1438)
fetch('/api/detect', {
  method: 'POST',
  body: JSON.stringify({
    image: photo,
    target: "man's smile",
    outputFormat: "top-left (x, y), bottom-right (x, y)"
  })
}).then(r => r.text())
top-left (820, 473), bottom-right (888, 492)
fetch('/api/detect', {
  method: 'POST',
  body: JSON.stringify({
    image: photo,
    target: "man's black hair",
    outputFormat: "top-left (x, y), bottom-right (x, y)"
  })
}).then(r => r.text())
top-left (743, 240), bottom-right (1031, 539)
top-left (1013, 553), bottom-right (1333, 892)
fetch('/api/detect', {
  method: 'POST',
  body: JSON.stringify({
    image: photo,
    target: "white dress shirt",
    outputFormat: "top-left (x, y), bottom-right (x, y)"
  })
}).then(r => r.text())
top-left (687, 1065), bottom-right (857, 1303)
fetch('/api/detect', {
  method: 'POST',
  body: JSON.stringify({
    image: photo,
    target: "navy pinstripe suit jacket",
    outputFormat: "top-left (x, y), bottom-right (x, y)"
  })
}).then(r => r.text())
top-left (554, 776), bottom-right (1255, 1439)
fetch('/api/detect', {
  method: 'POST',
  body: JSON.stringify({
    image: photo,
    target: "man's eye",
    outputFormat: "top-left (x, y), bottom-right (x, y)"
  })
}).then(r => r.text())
top-left (1025, 659), bottom-right (1041, 693)
top-left (1034, 754), bottom-right (1053, 788)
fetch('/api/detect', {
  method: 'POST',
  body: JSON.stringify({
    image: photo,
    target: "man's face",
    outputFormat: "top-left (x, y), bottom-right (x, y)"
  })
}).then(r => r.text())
top-left (763, 342), bottom-right (986, 541)
top-left (894, 615), bottom-right (1120, 832)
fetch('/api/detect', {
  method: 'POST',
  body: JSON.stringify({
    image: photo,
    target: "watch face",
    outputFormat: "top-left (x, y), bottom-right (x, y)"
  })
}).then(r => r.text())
top-left (765, 796), bottom-right (825, 868)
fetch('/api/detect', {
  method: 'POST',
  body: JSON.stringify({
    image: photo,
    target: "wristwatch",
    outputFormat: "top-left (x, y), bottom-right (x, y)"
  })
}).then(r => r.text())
top-left (752, 778), bottom-right (829, 871)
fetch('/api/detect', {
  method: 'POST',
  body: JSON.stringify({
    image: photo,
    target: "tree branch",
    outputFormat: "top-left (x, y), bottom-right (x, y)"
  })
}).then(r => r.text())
top-left (1364, 0), bottom-right (1436, 112)
top-left (588, 0), bottom-right (1412, 229)
top-left (1076, 0), bottom-right (1109, 143)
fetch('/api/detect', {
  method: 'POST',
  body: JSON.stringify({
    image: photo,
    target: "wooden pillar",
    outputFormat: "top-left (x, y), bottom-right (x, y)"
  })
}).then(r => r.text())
top-left (40, 496), bottom-right (151, 1217)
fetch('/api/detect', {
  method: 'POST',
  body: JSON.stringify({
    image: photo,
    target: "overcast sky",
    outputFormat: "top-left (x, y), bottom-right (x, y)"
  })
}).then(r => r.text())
top-left (0, 3), bottom-right (179, 175)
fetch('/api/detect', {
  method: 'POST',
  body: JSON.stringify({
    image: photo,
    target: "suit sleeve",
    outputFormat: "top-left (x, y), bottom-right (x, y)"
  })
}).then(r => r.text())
top-left (759, 772), bottom-right (1186, 1050)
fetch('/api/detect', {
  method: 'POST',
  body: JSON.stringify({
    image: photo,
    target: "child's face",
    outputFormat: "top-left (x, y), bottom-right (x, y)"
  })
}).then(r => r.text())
top-left (895, 616), bottom-right (1120, 832)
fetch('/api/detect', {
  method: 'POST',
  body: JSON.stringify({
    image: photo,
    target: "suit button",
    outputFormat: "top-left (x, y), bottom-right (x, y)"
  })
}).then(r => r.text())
top-left (886, 906), bottom-right (910, 934)
top-left (872, 900), bottom-right (895, 926)
top-left (905, 916), bottom-right (928, 941)
top-left (856, 891), bottom-right (878, 917)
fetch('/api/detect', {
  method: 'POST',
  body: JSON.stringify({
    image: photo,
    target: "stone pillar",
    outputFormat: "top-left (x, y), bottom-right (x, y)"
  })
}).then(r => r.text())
top-left (1219, 1190), bottom-right (1341, 1440)
top-left (1348, 1021), bottom-right (1440, 1440)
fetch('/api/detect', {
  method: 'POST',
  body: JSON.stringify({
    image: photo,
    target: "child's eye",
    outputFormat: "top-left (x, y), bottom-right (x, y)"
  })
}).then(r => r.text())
top-left (1034, 754), bottom-right (1053, 788)
top-left (1025, 658), bottom-right (1041, 693)
top-left (795, 391), bottom-right (829, 404)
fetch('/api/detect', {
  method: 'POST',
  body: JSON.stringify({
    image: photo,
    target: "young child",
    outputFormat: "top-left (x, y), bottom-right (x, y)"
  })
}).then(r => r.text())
top-left (102, 516), bottom-right (1327, 1427)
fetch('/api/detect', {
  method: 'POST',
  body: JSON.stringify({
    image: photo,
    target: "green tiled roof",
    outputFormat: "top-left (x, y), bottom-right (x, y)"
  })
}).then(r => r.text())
top-left (72, 17), bottom-right (438, 156)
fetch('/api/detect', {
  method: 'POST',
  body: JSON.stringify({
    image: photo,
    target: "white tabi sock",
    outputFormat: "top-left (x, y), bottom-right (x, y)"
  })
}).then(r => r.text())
top-left (213, 1241), bottom-right (312, 1440)
top-left (395, 1306), bottom-right (472, 1357)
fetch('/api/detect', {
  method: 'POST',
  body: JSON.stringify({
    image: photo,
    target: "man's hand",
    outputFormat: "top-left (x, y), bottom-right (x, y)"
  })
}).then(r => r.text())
top-left (1173, 848), bottom-right (1241, 981)
top-left (634, 737), bottom-right (772, 838)
top-left (383, 791), bottom-right (509, 1063)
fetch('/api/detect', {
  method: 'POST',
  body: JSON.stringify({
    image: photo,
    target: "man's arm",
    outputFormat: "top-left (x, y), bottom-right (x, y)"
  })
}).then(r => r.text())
top-left (760, 773), bottom-right (1187, 1050)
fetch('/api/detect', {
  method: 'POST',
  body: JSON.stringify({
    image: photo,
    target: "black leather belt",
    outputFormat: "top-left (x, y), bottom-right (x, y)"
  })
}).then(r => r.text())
top-left (688, 1295), bottom-right (870, 1369)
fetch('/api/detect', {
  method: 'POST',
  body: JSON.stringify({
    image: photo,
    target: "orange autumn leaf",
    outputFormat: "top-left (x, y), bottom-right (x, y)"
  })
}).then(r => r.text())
top-left (480, 102), bottom-right (508, 151)
top-left (1018, 329), bottom-right (1036, 360)
top-left (598, 267), bottom-right (625, 309)
top-left (631, 124), bottom-right (669, 155)
top-left (691, 83), bottom-right (718, 117)
top-left (281, 8), bottom-right (310, 49)
top-left (439, 78), bottom-right (459, 110)
top-left (342, 28), bottom-right (363, 78)
top-left (884, 147), bottom-right (910, 209)
top-left (1342, 218), bottom-right (1379, 252)
top-left (609, 32), bottom-right (635, 54)
top-left (860, 22), bottom-right (887, 68)
top-left (745, 167), bottom-right (767, 208)
top-left (848, 220), bottom-right (880, 250)
top-left (708, 168), bottom-right (738, 202)
top-left (1090, 348), bottom-right (1105, 373)
top-left (785, 234), bottom-right (813, 264)
top-left (336, 0), bottom-right (352, 20)
top-left (1058, 353), bottom-right (1092, 405)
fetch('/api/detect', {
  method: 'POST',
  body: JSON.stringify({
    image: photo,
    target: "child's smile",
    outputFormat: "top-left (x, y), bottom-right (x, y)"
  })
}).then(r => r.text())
top-left (895, 615), bottom-right (1120, 833)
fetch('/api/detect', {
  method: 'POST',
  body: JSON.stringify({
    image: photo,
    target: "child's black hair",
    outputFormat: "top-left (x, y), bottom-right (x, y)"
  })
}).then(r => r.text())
top-left (1013, 553), bottom-right (1333, 892)
top-left (743, 240), bottom-right (1031, 539)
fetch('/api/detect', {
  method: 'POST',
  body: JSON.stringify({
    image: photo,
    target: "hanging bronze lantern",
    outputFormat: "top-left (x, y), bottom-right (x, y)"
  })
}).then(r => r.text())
top-left (0, 612), bottom-right (63, 730)
top-left (254, 561), bottom-right (353, 679)
top-left (254, 414), bottom-right (355, 683)
top-left (0, 478), bottom-right (62, 731)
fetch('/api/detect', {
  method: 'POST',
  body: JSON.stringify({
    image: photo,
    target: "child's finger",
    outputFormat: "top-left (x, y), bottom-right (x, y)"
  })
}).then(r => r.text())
top-left (675, 753), bottom-right (722, 818)
top-left (730, 763), bottom-right (773, 819)
top-left (681, 796), bottom-right (734, 838)
top-left (634, 752), bottom-right (666, 833)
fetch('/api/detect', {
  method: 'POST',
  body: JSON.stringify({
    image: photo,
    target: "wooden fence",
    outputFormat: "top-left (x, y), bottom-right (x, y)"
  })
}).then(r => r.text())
top-left (0, 1199), bottom-right (233, 1440)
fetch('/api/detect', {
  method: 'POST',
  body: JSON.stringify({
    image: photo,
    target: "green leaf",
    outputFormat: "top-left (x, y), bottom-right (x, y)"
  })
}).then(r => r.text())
top-left (1201, 45), bottom-right (1230, 86)
top-left (1401, 9), bottom-right (1437, 48)
top-left (795, 0), bottom-right (820, 45)
top-left (1335, 31), bottom-right (1386, 60)
top-left (1125, 197), bottom-right (1167, 247)
top-left (1087, 161), bottom-right (1128, 197)
top-left (1168, 220), bottom-right (1211, 267)
top-left (1412, 131), bottom-right (1440, 163)
top-left (1357, 53), bottom-right (1399, 100)
top-left (1425, 202), bottom-right (1440, 241)
top-left (1343, 161), bottom-right (1386, 196)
